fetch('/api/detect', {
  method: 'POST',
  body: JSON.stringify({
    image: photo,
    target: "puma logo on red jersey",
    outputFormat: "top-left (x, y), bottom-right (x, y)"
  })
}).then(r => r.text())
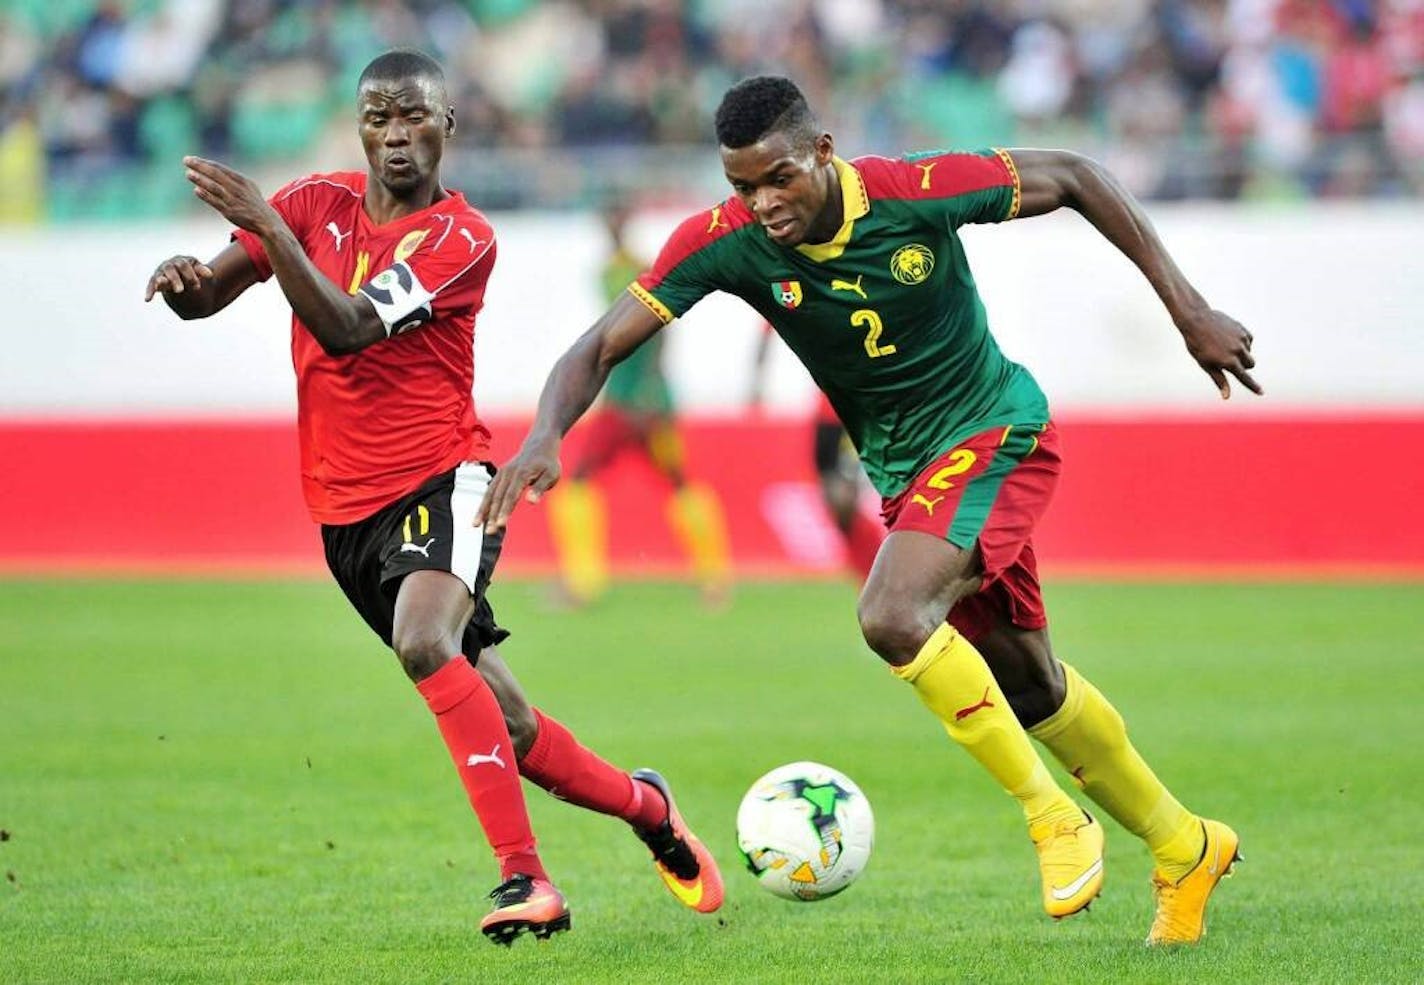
top-left (325, 222), bottom-right (352, 252)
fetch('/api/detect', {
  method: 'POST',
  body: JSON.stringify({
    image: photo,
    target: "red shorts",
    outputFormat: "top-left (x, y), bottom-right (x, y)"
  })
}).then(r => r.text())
top-left (573, 407), bottom-right (683, 477)
top-left (880, 422), bottom-right (1061, 642)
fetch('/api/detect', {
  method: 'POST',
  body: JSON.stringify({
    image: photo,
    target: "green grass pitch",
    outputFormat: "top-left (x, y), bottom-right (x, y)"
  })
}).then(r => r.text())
top-left (2, 578), bottom-right (1422, 984)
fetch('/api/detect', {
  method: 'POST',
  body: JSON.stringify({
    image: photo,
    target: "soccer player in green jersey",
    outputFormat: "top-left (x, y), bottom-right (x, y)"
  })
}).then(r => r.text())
top-left (480, 76), bottom-right (1260, 944)
top-left (546, 201), bottom-right (732, 607)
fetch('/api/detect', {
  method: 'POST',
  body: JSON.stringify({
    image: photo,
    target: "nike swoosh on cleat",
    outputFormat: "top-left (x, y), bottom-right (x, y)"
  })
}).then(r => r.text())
top-left (658, 868), bottom-right (704, 908)
top-left (491, 894), bottom-right (559, 916)
top-left (1050, 858), bottom-right (1105, 901)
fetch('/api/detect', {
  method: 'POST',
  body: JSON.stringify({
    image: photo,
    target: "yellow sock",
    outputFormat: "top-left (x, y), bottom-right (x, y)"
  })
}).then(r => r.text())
top-left (667, 482), bottom-right (731, 592)
top-left (1029, 662), bottom-right (1204, 881)
top-left (547, 479), bottom-right (609, 603)
top-left (893, 624), bottom-right (1079, 825)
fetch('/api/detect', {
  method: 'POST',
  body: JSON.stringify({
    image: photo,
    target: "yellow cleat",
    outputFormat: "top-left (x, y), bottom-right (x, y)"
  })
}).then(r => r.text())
top-left (1147, 817), bottom-right (1240, 945)
top-left (1029, 809), bottom-right (1105, 919)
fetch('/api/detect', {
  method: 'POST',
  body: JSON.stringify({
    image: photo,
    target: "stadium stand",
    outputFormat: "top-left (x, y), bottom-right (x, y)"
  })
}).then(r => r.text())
top-left (2, 0), bottom-right (1423, 221)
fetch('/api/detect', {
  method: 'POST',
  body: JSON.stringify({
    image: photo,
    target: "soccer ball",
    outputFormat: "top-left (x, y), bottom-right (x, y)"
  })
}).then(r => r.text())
top-left (735, 761), bottom-right (874, 901)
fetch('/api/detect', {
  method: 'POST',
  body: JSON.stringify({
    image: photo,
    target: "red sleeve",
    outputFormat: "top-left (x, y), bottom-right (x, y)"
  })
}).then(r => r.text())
top-left (400, 213), bottom-right (496, 320)
top-left (357, 212), bottom-right (497, 336)
top-left (855, 150), bottom-right (1020, 225)
top-left (231, 175), bottom-right (329, 281)
top-left (631, 200), bottom-right (751, 323)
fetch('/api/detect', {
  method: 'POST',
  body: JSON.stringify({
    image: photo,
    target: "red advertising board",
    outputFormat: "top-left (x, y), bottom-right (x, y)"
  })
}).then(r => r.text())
top-left (3, 413), bottom-right (1421, 578)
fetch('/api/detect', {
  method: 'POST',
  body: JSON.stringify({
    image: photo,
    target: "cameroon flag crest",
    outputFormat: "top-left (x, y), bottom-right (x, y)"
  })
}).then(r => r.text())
top-left (773, 280), bottom-right (803, 309)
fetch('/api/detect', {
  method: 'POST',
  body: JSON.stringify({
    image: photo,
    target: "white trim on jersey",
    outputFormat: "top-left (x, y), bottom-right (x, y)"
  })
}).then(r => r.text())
top-left (430, 212), bottom-right (454, 251)
top-left (276, 177), bottom-right (362, 203)
top-left (429, 233), bottom-right (494, 294)
top-left (448, 462), bottom-right (492, 594)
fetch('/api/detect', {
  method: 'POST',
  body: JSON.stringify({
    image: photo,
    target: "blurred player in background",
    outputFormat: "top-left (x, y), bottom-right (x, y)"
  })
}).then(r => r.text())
top-left (142, 48), bottom-right (721, 946)
top-left (547, 201), bottom-right (731, 607)
top-left (482, 76), bottom-right (1261, 945)
top-left (750, 325), bottom-right (883, 581)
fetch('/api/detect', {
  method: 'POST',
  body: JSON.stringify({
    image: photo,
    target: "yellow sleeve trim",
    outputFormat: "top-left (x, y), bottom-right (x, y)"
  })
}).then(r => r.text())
top-left (994, 148), bottom-right (1022, 220)
top-left (627, 281), bottom-right (674, 325)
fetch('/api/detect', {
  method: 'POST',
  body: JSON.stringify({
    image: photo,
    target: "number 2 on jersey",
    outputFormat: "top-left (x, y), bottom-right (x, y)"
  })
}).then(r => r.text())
top-left (850, 309), bottom-right (897, 358)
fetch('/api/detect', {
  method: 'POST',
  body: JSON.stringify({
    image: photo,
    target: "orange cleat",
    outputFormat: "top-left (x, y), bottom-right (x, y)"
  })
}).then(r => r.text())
top-left (479, 874), bottom-right (571, 946)
top-left (632, 768), bottom-right (725, 913)
top-left (1146, 818), bottom-right (1241, 945)
top-left (1029, 809), bottom-right (1105, 919)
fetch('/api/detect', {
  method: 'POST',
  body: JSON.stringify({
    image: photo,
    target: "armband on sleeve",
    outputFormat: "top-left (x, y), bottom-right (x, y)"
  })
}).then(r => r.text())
top-left (358, 261), bottom-right (435, 337)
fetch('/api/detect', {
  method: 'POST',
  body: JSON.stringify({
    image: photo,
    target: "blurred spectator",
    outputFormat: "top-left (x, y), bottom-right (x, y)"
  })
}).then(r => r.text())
top-left (6, 0), bottom-right (1424, 224)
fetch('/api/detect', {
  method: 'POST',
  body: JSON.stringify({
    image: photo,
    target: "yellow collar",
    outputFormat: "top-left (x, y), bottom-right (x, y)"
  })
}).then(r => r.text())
top-left (796, 157), bottom-right (869, 262)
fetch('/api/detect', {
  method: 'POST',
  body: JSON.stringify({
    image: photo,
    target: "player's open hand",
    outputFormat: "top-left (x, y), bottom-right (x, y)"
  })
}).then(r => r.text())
top-left (477, 436), bottom-right (563, 533)
top-left (144, 255), bottom-right (213, 301)
top-left (184, 156), bottom-right (279, 236)
top-left (1177, 307), bottom-right (1262, 399)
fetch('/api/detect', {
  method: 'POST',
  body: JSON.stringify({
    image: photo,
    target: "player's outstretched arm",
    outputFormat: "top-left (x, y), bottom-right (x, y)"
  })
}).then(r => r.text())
top-left (479, 293), bottom-right (664, 532)
top-left (144, 242), bottom-right (260, 320)
top-left (182, 156), bottom-right (386, 356)
top-left (1012, 149), bottom-right (1261, 399)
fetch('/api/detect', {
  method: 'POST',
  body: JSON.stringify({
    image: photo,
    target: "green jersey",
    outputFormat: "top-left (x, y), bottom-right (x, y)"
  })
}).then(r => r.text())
top-left (602, 246), bottom-right (673, 415)
top-left (630, 150), bottom-right (1048, 496)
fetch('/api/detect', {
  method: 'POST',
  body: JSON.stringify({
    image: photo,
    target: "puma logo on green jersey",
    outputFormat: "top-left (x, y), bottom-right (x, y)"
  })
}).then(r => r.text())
top-left (831, 274), bottom-right (867, 300)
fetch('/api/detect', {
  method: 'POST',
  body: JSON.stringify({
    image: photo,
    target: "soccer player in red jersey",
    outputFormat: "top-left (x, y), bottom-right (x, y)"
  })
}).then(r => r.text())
top-left (482, 77), bottom-right (1260, 944)
top-left (142, 49), bottom-right (722, 945)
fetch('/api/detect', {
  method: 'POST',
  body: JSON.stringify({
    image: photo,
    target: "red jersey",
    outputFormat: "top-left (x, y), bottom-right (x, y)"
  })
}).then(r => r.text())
top-left (233, 171), bottom-right (496, 524)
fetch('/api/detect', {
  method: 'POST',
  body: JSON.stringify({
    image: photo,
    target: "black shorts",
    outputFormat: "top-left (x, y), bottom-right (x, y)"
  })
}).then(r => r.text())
top-left (321, 462), bottom-right (510, 656)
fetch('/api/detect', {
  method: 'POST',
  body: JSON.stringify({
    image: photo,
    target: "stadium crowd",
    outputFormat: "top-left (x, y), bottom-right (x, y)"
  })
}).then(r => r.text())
top-left (2, 0), bottom-right (1423, 219)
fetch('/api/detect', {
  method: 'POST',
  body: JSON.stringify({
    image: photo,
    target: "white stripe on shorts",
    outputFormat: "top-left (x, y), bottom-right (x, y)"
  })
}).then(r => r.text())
top-left (448, 462), bottom-right (491, 594)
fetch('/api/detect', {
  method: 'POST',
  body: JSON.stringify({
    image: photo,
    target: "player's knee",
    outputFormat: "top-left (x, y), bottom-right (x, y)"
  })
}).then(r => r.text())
top-left (857, 597), bottom-right (933, 666)
top-left (1002, 660), bottom-right (1066, 728)
top-left (503, 702), bottom-right (538, 757)
top-left (392, 625), bottom-right (461, 682)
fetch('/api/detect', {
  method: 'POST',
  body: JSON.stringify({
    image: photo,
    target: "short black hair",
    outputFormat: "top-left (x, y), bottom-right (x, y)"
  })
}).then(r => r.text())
top-left (358, 48), bottom-right (446, 96)
top-left (714, 76), bottom-right (819, 150)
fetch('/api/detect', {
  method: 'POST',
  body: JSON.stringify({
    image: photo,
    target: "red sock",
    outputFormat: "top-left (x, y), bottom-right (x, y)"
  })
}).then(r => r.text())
top-left (845, 509), bottom-right (885, 580)
top-left (520, 709), bottom-right (668, 831)
top-left (416, 658), bottom-right (547, 882)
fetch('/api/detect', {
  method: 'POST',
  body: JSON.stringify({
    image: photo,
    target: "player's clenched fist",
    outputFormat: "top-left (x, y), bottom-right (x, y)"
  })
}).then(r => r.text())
top-left (145, 256), bottom-right (214, 301)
